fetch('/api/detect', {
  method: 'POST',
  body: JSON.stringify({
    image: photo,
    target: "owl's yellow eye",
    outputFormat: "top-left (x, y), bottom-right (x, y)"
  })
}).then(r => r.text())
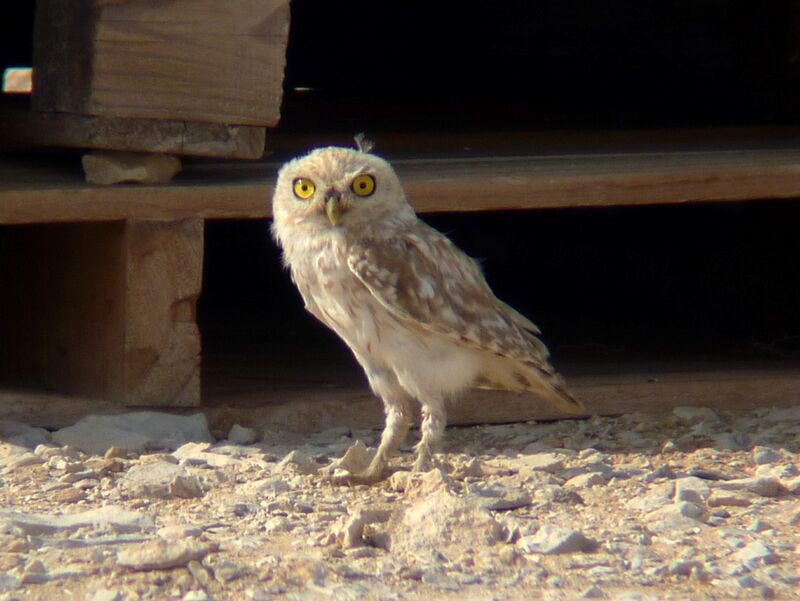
top-left (292, 178), bottom-right (316, 200)
top-left (351, 174), bottom-right (376, 197)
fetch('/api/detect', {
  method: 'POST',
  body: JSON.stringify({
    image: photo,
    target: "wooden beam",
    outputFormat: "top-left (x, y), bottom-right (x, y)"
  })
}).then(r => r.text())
top-left (1, 110), bottom-right (266, 159)
top-left (0, 220), bottom-right (203, 406)
top-left (2, 364), bottom-right (798, 434)
top-left (4, 148), bottom-right (800, 224)
top-left (33, 0), bottom-right (290, 126)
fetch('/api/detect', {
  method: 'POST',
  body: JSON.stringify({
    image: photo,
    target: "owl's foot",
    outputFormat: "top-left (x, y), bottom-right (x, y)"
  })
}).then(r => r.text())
top-left (330, 465), bottom-right (388, 486)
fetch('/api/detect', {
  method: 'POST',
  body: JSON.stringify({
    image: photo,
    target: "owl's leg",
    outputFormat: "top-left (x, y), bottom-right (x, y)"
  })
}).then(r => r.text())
top-left (414, 402), bottom-right (446, 472)
top-left (347, 367), bottom-right (414, 484)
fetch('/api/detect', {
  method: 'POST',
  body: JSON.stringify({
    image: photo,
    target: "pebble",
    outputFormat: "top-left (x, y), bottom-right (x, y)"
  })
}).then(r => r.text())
top-left (157, 524), bottom-right (204, 540)
top-left (117, 538), bottom-right (217, 570)
top-left (52, 411), bottom-right (213, 455)
top-left (277, 450), bottom-right (319, 475)
top-left (565, 472), bottom-right (606, 489)
top-left (0, 505), bottom-right (153, 535)
top-left (517, 525), bottom-right (597, 554)
top-left (90, 590), bottom-right (122, 601)
top-left (672, 406), bottom-right (718, 424)
top-left (228, 424), bottom-right (258, 445)
top-left (517, 453), bottom-right (565, 473)
top-left (716, 477), bottom-right (784, 498)
top-left (752, 447), bottom-right (782, 465)
top-left (732, 541), bottom-right (778, 568)
top-left (674, 476), bottom-right (710, 504)
top-left (708, 490), bottom-right (753, 508)
top-left (120, 460), bottom-right (203, 499)
top-left (4, 452), bottom-right (45, 471)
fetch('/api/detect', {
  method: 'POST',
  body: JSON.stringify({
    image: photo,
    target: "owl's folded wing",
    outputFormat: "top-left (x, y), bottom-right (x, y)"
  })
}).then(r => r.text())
top-left (346, 227), bottom-right (550, 364)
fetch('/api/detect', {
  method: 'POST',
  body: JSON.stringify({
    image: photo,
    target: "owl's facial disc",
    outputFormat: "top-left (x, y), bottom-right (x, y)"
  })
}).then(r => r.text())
top-left (324, 188), bottom-right (345, 225)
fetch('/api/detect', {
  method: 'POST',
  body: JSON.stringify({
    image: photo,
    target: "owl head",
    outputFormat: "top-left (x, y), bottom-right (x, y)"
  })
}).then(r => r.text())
top-left (272, 146), bottom-right (415, 236)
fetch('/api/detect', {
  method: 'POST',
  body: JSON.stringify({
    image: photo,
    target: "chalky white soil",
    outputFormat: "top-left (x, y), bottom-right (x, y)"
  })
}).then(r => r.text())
top-left (1, 406), bottom-right (799, 601)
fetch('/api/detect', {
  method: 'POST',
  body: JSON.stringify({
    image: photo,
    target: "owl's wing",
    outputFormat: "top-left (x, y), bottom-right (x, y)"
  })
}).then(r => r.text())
top-left (347, 226), bottom-right (547, 366)
top-left (348, 226), bottom-right (582, 413)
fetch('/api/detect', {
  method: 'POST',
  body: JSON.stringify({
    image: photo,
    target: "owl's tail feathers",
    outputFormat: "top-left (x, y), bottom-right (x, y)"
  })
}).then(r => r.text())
top-left (520, 362), bottom-right (585, 415)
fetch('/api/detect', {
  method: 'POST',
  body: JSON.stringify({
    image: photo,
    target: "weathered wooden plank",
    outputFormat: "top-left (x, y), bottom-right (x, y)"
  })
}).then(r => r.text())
top-left (0, 220), bottom-right (203, 406)
top-left (2, 110), bottom-right (266, 159)
top-left (2, 365), bottom-right (798, 434)
top-left (33, 0), bottom-right (289, 126)
top-left (4, 149), bottom-right (800, 224)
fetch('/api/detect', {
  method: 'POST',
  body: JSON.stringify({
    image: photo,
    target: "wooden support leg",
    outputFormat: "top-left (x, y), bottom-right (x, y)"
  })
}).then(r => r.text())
top-left (0, 220), bottom-right (203, 406)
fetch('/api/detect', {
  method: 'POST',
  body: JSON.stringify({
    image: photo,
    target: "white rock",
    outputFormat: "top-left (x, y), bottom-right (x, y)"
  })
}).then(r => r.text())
top-left (157, 524), bottom-right (203, 540)
top-left (0, 421), bottom-right (50, 448)
top-left (674, 477), bottom-right (710, 505)
top-left (388, 488), bottom-right (502, 562)
top-left (732, 541), bottom-right (778, 568)
top-left (673, 406), bottom-right (718, 424)
top-left (118, 538), bottom-right (215, 570)
top-left (227, 424), bottom-right (257, 445)
top-left (0, 505), bottom-right (153, 535)
top-left (52, 412), bottom-right (212, 455)
top-left (277, 450), bottom-right (318, 475)
top-left (752, 447), bottom-right (782, 465)
top-left (716, 477), bottom-right (785, 498)
top-left (3, 452), bottom-right (44, 470)
top-left (518, 525), bottom-right (597, 554)
top-left (517, 452), bottom-right (565, 473)
top-left (327, 440), bottom-right (373, 474)
top-left (91, 590), bottom-right (122, 601)
top-left (120, 461), bottom-right (203, 499)
top-left (565, 472), bottom-right (606, 489)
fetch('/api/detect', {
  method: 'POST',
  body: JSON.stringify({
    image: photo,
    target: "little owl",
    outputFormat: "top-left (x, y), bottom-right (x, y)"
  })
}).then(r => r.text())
top-left (271, 142), bottom-right (583, 484)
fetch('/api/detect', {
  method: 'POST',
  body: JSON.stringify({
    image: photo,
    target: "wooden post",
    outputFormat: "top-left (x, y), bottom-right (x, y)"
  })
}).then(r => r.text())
top-left (0, 220), bottom-right (203, 406)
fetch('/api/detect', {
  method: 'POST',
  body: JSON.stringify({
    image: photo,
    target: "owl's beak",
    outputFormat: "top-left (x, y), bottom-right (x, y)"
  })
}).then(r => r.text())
top-left (324, 189), bottom-right (346, 225)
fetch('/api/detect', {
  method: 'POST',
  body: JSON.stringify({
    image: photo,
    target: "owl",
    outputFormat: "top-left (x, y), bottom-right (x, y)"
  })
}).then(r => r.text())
top-left (271, 141), bottom-right (583, 484)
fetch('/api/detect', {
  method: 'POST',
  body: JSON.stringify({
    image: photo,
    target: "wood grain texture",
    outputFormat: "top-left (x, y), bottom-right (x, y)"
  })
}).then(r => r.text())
top-left (33, 0), bottom-right (289, 126)
top-left (4, 104), bottom-right (266, 159)
top-left (0, 221), bottom-right (202, 406)
top-left (4, 148), bottom-right (800, 224)
top-left (2, 364), bottom-right (798, 433)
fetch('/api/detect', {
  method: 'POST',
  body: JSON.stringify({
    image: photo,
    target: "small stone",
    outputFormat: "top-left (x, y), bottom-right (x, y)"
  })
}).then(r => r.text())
top-left (518, 453), bottom-right (564, 473)
top-left (748, 519), bottom-right (773, 533)
top-left (183, 591), bottom-right (214, 601)
top-left (565, 472), bottom-right (606, 489)
top-left (104, 446), bottom-right (129, 460)
top-left (581, 585), bottom-right (605, 598)
top-left (669, 559), bottom-right (705, 577)
top-left (338, 507), bottom-right (392, 549)
top-left (52, 411), bottom-right (212, 455)
top-left (518, 525), bottom-right (597, 554)
top-left (673, 406), bottom-right (718, 424)
top-left (277, 450), bottom-right (318, 475)
top-left (82, 151), bottom-right (182, 185)
top-left (158, 524), bottom-right (203, 540)
top-left (716, 477), bottom-right (785, 498)
top-left (752, 447), bottom-right (781, 465)
top-left (732, 541), bottom-right (777, 568)
top-left (327, 440), bottom-right (372, 474)
top-left (117, 538), bottom-right (216, 571)
top-left (120, 460), bottom-right (203, 499)
top-left (50, 487), bottom-right (86, 503)
top-left (674, 477), bottom-right (710, 505)
top-left (708, 490), bottom-right (753, 508)
top-left (91, 590), bottom-right (122, 601)
top-left (4, 453), bottom-right (44, 470)
top-left (227, 424), bottom-right (257, 445)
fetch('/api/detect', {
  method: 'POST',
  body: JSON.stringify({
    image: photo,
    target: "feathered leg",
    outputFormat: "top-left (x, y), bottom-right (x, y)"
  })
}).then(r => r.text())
top-left (347, 365), bottom-right (414, 484)
top-left (414, 402), bottom-right (446, 472)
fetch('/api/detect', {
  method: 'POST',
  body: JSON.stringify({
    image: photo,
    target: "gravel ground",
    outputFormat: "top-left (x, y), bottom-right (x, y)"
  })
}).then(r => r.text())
top-left (1, 405), bottom-right (799, 601)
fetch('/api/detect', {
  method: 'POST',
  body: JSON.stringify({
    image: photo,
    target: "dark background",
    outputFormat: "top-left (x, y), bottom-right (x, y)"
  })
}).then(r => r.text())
top-left (3, 1), bottom-right (800, 370)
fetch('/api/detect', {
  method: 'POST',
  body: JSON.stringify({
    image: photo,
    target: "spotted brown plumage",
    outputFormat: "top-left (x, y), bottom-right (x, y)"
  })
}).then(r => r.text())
top-left (271, 144), bottom-right (582, 484)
